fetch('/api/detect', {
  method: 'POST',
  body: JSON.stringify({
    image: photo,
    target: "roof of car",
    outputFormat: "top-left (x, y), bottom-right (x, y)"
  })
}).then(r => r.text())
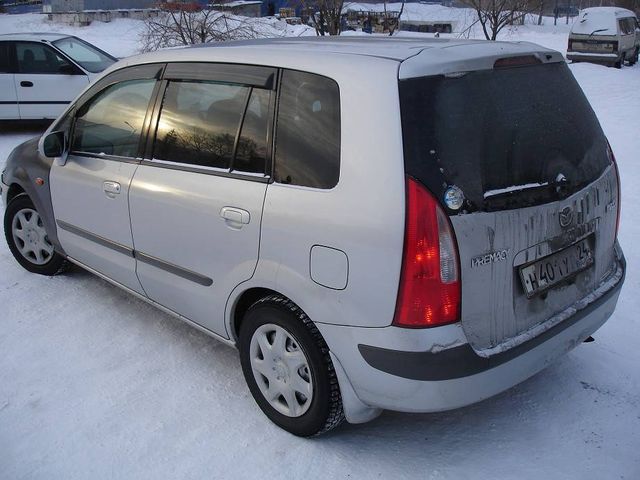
top-left (578, 7), bottom-right (636, 18)
top-left (112, 37), bottom-right (563, 80)
top-left (0, 32), bottom-right (71, 42)
top-left (188, 36), bottom-right (552, 62)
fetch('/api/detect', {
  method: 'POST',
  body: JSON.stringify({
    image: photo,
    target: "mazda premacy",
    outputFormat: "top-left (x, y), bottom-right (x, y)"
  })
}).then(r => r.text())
top-left (1, 38), bottom-right (625, 436)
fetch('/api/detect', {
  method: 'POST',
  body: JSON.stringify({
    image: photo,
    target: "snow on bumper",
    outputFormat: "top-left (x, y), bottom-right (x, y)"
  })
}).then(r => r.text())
top-left (567, 52), bottom-right (619, 63)
top-left (319, 244), bottom-right (625, 417)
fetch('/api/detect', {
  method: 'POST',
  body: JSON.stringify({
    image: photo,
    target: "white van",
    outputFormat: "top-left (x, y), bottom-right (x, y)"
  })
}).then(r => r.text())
top-left (567, 7), bottom-right (640, 67)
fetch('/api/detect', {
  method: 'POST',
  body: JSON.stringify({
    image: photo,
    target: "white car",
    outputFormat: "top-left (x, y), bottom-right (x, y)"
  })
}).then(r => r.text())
top-left (0, 33), bottom-right (117, 120)
top-left (567, 7), bottom-right (640, 67)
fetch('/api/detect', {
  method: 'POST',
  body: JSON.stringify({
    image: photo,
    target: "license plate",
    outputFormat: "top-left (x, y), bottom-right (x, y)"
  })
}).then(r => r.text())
top-left (519, 238), bottom-right (594, 298)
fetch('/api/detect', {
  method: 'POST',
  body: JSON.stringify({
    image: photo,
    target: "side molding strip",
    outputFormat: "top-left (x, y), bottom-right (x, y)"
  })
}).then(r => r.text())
top-left (57, 220), bottom-right (134, 257)
top-left (136, 251), bottom-right (213, 287)
top-left (56, 220), bottom-right (213, 287)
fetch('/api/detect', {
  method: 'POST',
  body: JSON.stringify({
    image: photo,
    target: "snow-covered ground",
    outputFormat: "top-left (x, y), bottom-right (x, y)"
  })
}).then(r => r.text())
top-left (1, 11), bottom-right (640, 480)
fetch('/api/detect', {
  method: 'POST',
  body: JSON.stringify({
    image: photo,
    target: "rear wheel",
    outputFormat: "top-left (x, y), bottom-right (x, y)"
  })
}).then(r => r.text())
top-left (239, 295), bottom-right (345, 436)
top-left (615, 53), bottom-right (625, 69)
top-left (629, 48), bottom-right (639, 65)
top-left (4, 195), bottom-right (68, 275)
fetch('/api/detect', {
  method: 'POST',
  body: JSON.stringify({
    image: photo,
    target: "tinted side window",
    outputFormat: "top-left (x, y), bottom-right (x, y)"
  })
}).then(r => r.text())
top-left (72, 79), bottom-right (156, 158)
top-left (0, 42), bottom-right (12, 73)
top-left (15, 42), bottom-right (71, 74)
top-left (274, 70), bottom-right (340, 189)
top-left (234, 88), bottom-right (271, 174)
top-left (154, 81), bottom-right (249, 169)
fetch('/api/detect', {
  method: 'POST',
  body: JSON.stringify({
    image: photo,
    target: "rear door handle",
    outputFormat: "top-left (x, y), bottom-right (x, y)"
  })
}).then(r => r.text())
top-left (20, 81), bottom-right (33, 87)
top-left (220, 206), bottom-right (250, 225)
top-left (103, 181), bottom-right (121, 197)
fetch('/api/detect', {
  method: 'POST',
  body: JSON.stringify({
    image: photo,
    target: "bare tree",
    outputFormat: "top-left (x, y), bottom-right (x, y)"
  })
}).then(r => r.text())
top-left (462, 0), bottom-right (537, 40)
top-left (384, 0), bottom-right (406, 36)
top-left (298, 0), bottom-right (345, 36)
top-left (141, 3), bottom-right (261, 52)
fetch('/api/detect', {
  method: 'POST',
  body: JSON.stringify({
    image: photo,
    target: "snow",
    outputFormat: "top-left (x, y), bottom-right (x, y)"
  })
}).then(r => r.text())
top-left (1, 10), bottom-right (640, 480)
top-left (484, 182), bottom-right (550, 199)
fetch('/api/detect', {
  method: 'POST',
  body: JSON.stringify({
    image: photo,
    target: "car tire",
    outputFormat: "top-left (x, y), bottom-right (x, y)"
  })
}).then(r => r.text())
top-left (239, 294), bottom-right (345, 437)
top-left (615, 53), bottom-right (625, 69)
top-left (4, 194), bottom-right (69, 276)
top-left (629, 48), bottom-right (639, 65)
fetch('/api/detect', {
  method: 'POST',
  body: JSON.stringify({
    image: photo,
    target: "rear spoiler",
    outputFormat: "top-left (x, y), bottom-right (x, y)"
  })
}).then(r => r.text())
top-left (399, 41), bottom-right (564, 79)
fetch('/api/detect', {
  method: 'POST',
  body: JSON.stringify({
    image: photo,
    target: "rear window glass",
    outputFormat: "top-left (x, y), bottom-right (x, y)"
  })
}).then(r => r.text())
top-left (399, 62), bottom-right (609, 213)
top-left (274, 70), bottom-right (340, 189)
top-left (154, 81), bottom-right (248, 170)
top-left (0, 43), bottom-right (11, 73)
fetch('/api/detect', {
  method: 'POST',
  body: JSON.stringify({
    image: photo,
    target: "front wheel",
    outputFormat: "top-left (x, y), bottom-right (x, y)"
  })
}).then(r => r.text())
top-left (4, 194), bottom-right (69, 275)
top-left (239, 295), bottom-right (345, 436)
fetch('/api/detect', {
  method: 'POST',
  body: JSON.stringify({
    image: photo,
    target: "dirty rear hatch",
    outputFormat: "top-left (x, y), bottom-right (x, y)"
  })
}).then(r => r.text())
top-left (399, 60), bottom-right (620, 355)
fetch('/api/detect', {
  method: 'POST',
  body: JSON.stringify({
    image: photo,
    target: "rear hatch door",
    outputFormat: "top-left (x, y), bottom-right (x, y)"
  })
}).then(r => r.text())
top-left (399, 59), bottom-right (620, 354)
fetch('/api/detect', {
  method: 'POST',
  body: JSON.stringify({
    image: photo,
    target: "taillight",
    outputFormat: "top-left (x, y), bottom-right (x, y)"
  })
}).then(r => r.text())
top-left (607, 141), bottom-right (621, 238)
top-left (393, 177), bottom-right (461, 328)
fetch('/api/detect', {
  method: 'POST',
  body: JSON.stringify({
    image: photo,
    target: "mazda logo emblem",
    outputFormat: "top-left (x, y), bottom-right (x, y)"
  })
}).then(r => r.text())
top-left (559, 206), bottom-right (573, 228)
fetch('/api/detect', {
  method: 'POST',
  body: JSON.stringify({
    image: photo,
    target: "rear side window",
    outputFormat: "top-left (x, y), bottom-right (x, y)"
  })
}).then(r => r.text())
top-left (274, 70), bottom-right (340, 189)
top-left (0, 43), bottom-right (12, 73)
top-left (154, 81), bottom-right (271, 174)
top-left (399, 62), bottom-right (610, 213)
top-left (72, 79), bottom-right (156, 158)
top-left (15, 42), bottom-right (71, 74)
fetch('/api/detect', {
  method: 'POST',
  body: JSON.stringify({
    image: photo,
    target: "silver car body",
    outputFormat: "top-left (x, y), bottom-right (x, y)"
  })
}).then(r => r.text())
top-left (1, 38), bottom-right (625, 424)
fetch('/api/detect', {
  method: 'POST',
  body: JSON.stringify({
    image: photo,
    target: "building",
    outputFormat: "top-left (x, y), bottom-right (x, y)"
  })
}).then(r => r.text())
top-left (210, 0), bottom-right (262, 17)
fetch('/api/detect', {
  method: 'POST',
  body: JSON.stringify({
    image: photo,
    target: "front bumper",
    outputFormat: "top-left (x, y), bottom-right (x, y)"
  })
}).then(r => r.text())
top-left (319, 245), bottom-right (625, 418)
top-left (1, 172), bottom-right (9, 208)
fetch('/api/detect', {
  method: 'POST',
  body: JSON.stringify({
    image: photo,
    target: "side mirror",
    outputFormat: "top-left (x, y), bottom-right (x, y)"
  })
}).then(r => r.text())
top-left (42, 131), bottom-right (66, 158)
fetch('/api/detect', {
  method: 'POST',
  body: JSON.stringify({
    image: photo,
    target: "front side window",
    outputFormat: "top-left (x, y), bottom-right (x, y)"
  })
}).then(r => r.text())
top-left (154, 80), bottom-right (270, 174)
top-left (72, 79), bottom-right (156, 158)
top-left (15, 42), bottom-right (72, 74)
top-left (52, 36), bottom-right (116, 73)
top-left (274, 70), bottom-right (341, 189)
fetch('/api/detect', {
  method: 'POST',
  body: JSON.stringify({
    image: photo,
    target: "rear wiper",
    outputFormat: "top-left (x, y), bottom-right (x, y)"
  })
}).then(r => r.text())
top-left (483, 175), bottom-right (571, 203)
top-left (588, 28), bottom-right (608, 38)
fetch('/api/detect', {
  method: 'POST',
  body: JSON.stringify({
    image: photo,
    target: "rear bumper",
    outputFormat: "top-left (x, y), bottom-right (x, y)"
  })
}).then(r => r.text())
top-left (319, 244), bottom-right (625, 417)
top-left (567, 52), bottom-right (619, 64)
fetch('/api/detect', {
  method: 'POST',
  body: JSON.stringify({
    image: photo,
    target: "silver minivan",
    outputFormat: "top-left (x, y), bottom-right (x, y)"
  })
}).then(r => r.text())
top-left (1, 38), bottom-right (625, 436)
top-left (567, 7), bottom-right (640, 67)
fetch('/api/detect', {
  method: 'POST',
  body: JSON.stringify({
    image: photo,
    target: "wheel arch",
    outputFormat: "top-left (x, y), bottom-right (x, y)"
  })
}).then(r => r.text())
top-left (6, 183), bottom-right (26, 204)
top-left (229, 286), bottom-right (283, 343)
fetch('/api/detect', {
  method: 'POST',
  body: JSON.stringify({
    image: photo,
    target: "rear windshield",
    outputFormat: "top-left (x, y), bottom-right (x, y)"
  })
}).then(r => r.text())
top-left (570, 11), bottom-right (618, 36)
top-left (399, 62), bottom-right (610, 213)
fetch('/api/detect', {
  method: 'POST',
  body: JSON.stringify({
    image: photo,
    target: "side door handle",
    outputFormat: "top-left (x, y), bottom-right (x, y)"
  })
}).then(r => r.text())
top-left (220, 206), bottom-right (250, 225)
top-left (103, 181), bottom-right (121, 198)
top-left (20, 81), bottom-right (33, 87)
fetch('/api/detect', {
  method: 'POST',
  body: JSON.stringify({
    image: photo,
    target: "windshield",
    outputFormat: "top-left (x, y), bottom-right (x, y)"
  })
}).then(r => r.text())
top-left (53, 36), bottom-right (116, 73)
top-left (399, 62), bottom-right (610, 213)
